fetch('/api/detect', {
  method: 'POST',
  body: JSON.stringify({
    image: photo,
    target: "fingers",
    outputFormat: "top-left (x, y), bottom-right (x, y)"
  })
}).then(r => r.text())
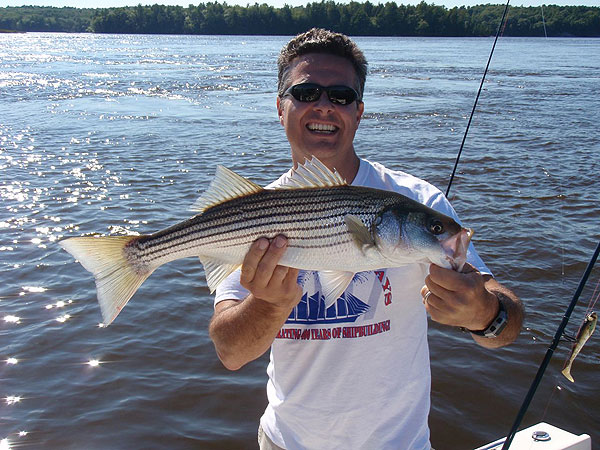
top-left (421, 283), bottom-right (457, 326)
top-left (281, 267), bottom-right (301, 293)
top-left (422, 264), bottom-right (470, 323)
top-left (421, 270), bottom-right (452, 305)
top-left (239, 237), bottom-right (269, 284)
top-left (423, 263), bottom-right (498, 328)
top-left (420, 285), bottom-right (429, 301)
top-left (429, 263), bottom-right (480, 291)
top-left (420, 284), bottom-right (448, 311)
top-left (240, 235), bottom-right (288, 288)
top-left (240, 235), bottom-right (301, 306)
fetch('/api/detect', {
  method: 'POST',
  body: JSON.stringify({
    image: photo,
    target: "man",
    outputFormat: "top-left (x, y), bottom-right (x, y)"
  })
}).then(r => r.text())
top-left (209, 28), bottom-right (523, 449)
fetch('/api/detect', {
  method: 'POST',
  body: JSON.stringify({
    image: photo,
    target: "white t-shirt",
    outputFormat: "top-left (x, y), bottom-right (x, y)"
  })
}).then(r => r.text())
top-left (215, 158), bottom-right (489, 450)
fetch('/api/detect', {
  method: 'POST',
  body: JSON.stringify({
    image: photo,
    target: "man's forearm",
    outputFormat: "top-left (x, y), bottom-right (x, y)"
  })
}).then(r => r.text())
top-left (209, 295), bottom-right (295, 370)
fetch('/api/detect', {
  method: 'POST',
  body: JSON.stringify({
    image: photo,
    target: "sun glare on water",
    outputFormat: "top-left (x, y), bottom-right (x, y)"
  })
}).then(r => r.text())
top-left (5, 396), bottom-right (21, 405)
top-left (3, 316), bottom-right (20, 324)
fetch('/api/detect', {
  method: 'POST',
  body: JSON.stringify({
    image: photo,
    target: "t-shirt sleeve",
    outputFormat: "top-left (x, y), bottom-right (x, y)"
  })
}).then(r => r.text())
top-left (214, 269), bottom-right (249, 307)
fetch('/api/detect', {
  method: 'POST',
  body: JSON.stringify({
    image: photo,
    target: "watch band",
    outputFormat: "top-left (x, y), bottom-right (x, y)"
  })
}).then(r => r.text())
top-left (468, 296), bottom-right (508, 338)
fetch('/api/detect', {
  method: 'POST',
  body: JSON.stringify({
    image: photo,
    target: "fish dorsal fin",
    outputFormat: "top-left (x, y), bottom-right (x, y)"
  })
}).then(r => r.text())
top-left (192, 165), bottom-right (263, 212)
top-left (281, 156), bottom-right (346, 189)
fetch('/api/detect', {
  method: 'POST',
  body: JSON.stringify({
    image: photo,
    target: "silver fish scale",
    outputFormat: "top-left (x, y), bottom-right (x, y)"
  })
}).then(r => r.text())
top-left (129, 185), bottom-right (401, 270)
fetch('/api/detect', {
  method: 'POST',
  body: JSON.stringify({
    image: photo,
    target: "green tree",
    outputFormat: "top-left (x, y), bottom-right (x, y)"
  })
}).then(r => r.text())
top-left (1, 3), bottom-right (598, 37)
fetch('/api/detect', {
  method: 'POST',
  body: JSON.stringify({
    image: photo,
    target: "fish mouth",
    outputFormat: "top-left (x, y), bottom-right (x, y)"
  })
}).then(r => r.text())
top-left (441, 228), bottom-right (473, 272)
top-left (307, 122), bottom-right (338, 134)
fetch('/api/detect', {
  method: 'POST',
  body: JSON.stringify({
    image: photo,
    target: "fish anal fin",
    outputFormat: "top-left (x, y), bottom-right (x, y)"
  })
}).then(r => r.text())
top-left (192, 165), bottom-right (263, 212)
top-left (200, 257), bottom-right (241, 293)
top-left (319, 270), bottom-right (355, 308)
top-left (345, 215), bottom-right (375, 252)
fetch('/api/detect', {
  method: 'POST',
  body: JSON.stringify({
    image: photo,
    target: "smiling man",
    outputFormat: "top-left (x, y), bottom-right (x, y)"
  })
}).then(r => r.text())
top-left (276, 51), bottom-right (364, 181)
top-left (209, 29), bottom-right (523, 450)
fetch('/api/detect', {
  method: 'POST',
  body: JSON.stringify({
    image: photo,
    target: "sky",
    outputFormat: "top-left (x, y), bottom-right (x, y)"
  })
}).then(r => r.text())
top-left (4, 0), bottom-right (599, 8)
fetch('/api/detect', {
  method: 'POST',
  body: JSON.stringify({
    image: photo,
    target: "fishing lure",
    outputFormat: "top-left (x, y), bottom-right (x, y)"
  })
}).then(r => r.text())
top-left (561, 311), bottom-right (597, 383)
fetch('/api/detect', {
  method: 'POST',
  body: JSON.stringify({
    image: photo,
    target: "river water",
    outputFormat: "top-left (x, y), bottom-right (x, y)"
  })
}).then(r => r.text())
top-left (0, 33), bottom-right (599, 449)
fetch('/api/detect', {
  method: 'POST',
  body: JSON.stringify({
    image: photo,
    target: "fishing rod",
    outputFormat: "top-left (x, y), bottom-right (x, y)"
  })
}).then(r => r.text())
top-left (501, 239), bottom-right (600, 449)
top-left (445, 0), bottom-right (511, 198)
top-left (441, 0), bottom-right (599, 445)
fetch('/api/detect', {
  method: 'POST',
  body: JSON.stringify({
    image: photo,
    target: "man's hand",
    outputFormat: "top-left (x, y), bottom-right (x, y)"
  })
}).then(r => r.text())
top-left (240, 235), bottom-right (302, 309)
top-left (420, 263), bottom-right (523, 348)
top-left (420, 263), bottom-right (497, 331)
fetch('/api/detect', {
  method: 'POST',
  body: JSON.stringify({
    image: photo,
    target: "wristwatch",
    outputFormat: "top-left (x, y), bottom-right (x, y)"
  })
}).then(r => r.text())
top-left (468, 296), bottom-right (508, 338)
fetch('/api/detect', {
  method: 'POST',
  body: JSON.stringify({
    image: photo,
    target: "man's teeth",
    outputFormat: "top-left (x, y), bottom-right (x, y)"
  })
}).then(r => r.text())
top-left (308, 123), bottom-right (336, 132)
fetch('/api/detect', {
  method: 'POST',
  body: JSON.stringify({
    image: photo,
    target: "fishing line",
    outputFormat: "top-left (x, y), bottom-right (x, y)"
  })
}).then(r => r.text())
top-left (540, 380), bottom-right (561, 424)
top-left (501, 239), bottom-right (600, 450)
top-left (445, 0), bottom-right (511, 198)
top-left (585, 278), bottom-right (600, 314)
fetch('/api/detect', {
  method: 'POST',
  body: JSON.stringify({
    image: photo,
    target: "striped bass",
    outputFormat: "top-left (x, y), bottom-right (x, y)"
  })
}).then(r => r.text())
top-left (59, 157), bottom-right (473, 325)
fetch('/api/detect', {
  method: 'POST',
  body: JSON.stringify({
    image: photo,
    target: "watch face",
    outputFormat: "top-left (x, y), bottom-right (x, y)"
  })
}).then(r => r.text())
top-left (484, 303), bottom-right (508, 338)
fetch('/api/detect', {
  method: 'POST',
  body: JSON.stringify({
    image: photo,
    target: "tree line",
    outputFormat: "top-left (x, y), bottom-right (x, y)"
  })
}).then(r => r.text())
top-left (1, 2), bottom-right (599, 37)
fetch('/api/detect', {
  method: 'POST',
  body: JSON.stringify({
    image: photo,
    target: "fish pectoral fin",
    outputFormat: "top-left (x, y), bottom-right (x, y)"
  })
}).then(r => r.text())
top-left (192, 165), bottom-right (263, 212)
top-left (199, 257), bottom-right (241, 293)
top-left (319, 270), bottom-right (355, 308)
top-left (345, 215), bottom-right (375, 252)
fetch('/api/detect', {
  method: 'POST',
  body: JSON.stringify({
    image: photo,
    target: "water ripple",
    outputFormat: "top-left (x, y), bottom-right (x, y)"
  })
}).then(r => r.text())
top-left (1, 33), bottom-right (599, 449)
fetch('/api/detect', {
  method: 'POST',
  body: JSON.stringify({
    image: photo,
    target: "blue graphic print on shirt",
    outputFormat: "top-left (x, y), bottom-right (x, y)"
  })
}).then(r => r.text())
top-left (285, 270), bottom-right (393, 325)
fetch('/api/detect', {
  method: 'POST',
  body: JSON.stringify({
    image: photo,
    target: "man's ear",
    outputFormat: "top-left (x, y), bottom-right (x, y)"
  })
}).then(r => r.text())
top-left (277, 96), bottom-right (284, 126)
top-left (356, 101), bottom-right (365, 126)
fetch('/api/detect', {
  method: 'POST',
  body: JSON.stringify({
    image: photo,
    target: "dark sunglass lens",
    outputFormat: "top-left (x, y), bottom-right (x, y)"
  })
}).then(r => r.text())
top-left (292, 85), bottom-right (321, 102)
top-left (327, 87), bottom-right (357, 105)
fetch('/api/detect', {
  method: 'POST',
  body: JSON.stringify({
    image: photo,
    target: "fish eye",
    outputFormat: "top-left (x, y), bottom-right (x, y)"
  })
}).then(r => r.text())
top-left (429, 219), bottom-right (444, 235)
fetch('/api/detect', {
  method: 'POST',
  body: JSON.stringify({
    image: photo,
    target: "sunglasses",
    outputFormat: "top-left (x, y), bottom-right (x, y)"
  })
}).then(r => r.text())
top-left (284, 83), bottom-right (360, 106)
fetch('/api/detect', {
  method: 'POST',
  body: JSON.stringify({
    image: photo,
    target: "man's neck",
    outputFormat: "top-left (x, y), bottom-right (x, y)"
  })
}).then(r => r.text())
top-left (292, 151), bottom-right (360, 184)
top-left (335, 154), bottom-right (360, 184)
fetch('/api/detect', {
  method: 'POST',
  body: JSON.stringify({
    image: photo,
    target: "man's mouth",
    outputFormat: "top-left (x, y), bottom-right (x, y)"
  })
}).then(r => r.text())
top-left (307, 123), bottom-right (337, 134)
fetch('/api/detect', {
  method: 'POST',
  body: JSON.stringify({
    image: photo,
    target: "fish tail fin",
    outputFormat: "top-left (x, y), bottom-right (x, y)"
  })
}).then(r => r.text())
top-left (59, 235), bottom-right (152, 326)
top-left (561, 364), bottom-right (575, 383)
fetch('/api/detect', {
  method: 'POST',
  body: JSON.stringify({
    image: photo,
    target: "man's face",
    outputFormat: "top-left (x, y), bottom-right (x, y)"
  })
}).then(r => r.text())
top-left (277, 53), bottom-right (364, 168)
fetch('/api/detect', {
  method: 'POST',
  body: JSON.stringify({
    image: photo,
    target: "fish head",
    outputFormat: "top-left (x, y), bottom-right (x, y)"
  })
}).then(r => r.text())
top-left (372, 206), bottom-right (473, 270)
top-left (585, 312), bottom-right (598, 330)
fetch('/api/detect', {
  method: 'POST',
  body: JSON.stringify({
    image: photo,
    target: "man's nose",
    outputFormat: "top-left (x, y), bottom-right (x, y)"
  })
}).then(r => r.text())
top-left (312, 91), bottom-right (335, 113)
